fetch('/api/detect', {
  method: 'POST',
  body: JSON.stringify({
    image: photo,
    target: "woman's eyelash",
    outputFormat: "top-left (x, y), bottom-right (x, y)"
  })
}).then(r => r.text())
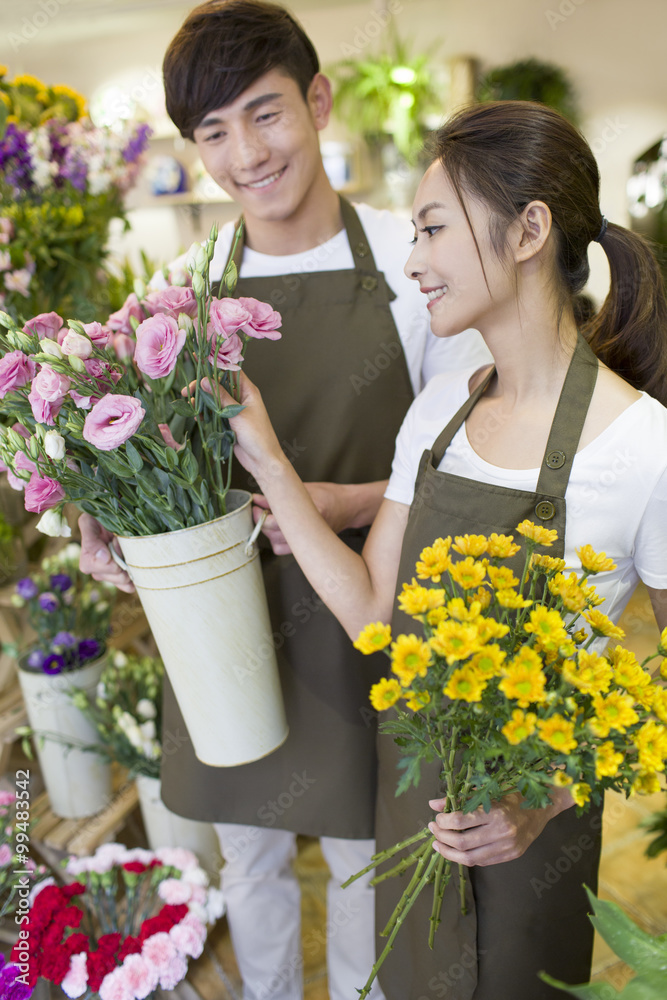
top-left (409, 225), bottom-right (443, 245)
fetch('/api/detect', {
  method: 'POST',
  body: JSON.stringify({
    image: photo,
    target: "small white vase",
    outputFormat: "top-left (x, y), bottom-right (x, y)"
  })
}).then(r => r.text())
top-left (136, 774), bottom-right (221, 874)
top-left (18, 655), bottom-right (112, 819)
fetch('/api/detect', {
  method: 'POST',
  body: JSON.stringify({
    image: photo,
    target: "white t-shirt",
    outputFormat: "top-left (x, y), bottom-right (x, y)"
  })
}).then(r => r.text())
top-left (207, 203), bottom-right (492, 395)
top-left (385, 366), bottom-right (667, 624)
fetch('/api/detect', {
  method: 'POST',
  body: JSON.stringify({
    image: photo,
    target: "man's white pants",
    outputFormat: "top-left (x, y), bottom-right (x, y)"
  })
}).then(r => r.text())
top-left (214, 823), bottom-right (385, 1000)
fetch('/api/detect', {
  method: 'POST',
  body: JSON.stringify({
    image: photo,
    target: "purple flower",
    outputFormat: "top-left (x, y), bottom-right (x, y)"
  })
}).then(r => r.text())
top-left (26, 648), bottom-right (45, 670)
top-left (37, 592), bottom-right (58, 613)
top-left (0, 956), bottom-right (32, 1000)
top-left (123, 123), bottom-right (152, 163)
top-left (52, 631), bottom-right (76, 648)
top-left (15, 578), bottom-right (38, 600)
top-left (42, 653), bottom-right (65, 675)
top-left (49, 573), bottom-right (72, 592)
top-left (77, 638), bottom-right (101, 663)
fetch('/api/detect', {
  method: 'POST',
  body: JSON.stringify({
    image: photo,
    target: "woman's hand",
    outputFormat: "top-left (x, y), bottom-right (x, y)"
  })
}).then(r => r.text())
top-left (427, 788), bottom-right (575, 867)
top-left (78, 513), bottom-right (135, 593)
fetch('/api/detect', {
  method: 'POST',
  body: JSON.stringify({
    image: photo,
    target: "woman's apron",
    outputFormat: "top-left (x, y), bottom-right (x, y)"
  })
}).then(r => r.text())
top-left (376, 334), bottom-right (604, 1000)
top-left (161, 197), bottom-right (415, 838)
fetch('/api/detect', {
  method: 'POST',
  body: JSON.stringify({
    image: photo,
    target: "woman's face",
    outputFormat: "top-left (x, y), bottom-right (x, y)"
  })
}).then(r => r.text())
top-left (405, 162), bottom-right (515, 340)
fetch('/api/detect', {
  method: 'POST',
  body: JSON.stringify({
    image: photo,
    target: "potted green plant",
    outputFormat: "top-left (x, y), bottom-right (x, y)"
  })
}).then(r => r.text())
top-left (477, 57), bottom-right (579, 123)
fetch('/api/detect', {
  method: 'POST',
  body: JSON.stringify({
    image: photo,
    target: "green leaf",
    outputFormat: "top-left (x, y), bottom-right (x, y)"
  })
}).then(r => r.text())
top-left (538, 973), bottom-right (619, 998)
top-left (584, 888), bottom-right (667, 976)
top-left (219, 403), bottom-right (245, 419)
top-left (395, 754), bottom-right (424, 796)
top-left (179, 448), bottom-right (199, 484)
top-left (97, 451), bottom-right (135, 478)
top-left (124, 439), bottom-right (143, 473)
top-left (171, 398), bottom-right (197, 418)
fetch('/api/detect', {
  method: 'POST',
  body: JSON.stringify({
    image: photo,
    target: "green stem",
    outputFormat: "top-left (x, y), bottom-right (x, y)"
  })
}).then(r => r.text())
top-left (369, 837), bottom-right (432, 885)
top-left (341, 826), bottom-right (431, 888)
top-left (428, 854), bottom-right (451, 949)
top-left (380, 839), bottom-right (434, 937)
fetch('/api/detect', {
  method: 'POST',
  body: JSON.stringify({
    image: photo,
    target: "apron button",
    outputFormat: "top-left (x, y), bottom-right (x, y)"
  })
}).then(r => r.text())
top-left (361, 274), bottom-right (378, 292)
top-left (535, 500), bottom-right (556, 521)
top-left (545, 450), bottom-right (566, 469)
top-left (355, 242), bottom-right (369, 257)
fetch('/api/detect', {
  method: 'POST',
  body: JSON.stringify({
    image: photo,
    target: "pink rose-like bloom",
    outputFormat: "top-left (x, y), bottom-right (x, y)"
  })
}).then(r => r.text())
top-left (142, 932), bottom-right (178, 973)
top-left (112, 333), bottom-right (135, 361)
top-left (145, 286), bottom-right (197, 319)
top-left (61, 330), bottom-right (93, 360)
top-left (69, 390), bottom-right (93, 410)
top-left (14, 451), bottom-right (37, 479)
top-left (158, 953), bottom-right (188, 991)
top-left (83, 321), bottom-right (111, 349)
top-left (207, 298), bottom-right (252, 340)
top-left (120, 954), bottom-right (158, 1000)
top-left (238, 296), bottom-right (282, 340)
top-left (134, 314), bottom-right (186, 379)
top-left (24, 473), bottom-right (65, 513)
top-left (23, 312), bottom-right (64, 341)
top-left (84, 359), bottom-right (122, 385)
top-left (107, 293), bottom-right (146, 335)
top-left (158, 423), bottom-right (182, 451)
top-left (0, 843), bottom-right (12, 866)
top-left (0, 350), bottom-right (37, 398)
top-left (28, 384), bottom-right (62, 425)
top-left (5, 269), bottom-right (31, 296)
top-left (82, 394), bottom-right (145, 451)
top-left (208, 331), bottom-right (244, 371)
top-left (99, 967), bottom-right (133, 1000)
top-left (6, 469), bottom-right (24, 491)
top-left (32, 366), bottom-right (72, 402)
top-left (169, 922), bottom-right (205, 960)
top-left (61, 952), bottom-right (88, 999)
top-left (157, 878), bottom-right (193, 907)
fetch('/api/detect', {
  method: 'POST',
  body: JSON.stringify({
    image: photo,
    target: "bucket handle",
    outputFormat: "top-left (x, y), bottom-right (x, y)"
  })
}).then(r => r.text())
top-left (245, 509), bottom-right (268, 556)
top-left (108, 543), bottom-right (132, 579)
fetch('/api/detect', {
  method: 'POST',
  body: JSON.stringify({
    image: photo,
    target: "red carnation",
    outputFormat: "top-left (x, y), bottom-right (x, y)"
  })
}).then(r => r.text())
top-left (122, 861), bottom-right (147, 874)
top-left (117, 935), bottom-right (142, 962)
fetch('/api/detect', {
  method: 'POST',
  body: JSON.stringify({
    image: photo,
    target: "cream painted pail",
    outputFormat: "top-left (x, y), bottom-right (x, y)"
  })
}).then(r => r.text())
top-left (114, 491), bottom-right (288, 767)
top-left (136, 774), bottom-right (222, 873)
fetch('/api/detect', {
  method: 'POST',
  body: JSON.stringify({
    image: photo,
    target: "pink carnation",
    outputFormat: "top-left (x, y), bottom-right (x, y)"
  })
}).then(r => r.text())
top-left (169, 921), bottom-right (205, 959)
top-left (154, 847), bottom-right (199, 871)
top-left (207, 298), bottom-right (252, 340)
top-left (82, 394), bottom-right (145, 451)
top-left (142, 932), bottom-right (177, 973)
top-left (23, 311), bottom-right (63, 340)
top-left (208, 331), bottom-right (244, 371)
top-left (99, 967), bottom-right (133, 1000)
top-left (145, 286), bottom-right (197, 319)
top-left (158, 953), bottom-right (188, 991)
top-left (107, 293), bottom-right (146, 335)
top-left (0, 350), bottom-right (37, 398)
top-left (32, 366), bottom-right (72, 402)
top-left (83, 321), bottom-right (111, 349)
top-left (134, 314), bottom-right (186, 379)
top-left (119, 954), bottom-right (158, 1000)
top-left (238, 296), bottom-right (282, 340)
top-left (0, 843), bottom-right (12, 865)
top-left (0, 790), bottom-right (14, 805)
top-left (24, 473), bottom-right (65, 513)
top-left (157, 879), bottom-right (193, 906)
top-left (61, 952), bottom-right (88, 999)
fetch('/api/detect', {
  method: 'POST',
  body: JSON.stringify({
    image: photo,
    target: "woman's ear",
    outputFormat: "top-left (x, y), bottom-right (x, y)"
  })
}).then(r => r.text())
top-left (513, 200), bottom-right (552, 262)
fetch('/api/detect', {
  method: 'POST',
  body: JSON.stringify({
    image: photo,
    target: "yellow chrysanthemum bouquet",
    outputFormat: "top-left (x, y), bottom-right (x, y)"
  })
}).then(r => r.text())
top-left (348, 521), bottom-right (667, 998)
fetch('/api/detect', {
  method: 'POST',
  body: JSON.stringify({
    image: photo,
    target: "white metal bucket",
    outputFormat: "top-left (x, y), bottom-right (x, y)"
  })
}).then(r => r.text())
top-left (115, 490), bottom-right (288, 767)
top-left (136, 774), bottom-right (222, 874)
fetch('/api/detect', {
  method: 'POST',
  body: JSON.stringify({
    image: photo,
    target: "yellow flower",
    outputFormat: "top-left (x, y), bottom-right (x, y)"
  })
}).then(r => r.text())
top-left (446, 597), bottom-right (481, 622)
top-left (572, 783), bottom-right (591, 807)
top-left (552, 771), bottom-right (573, 787)
top-left (496, 589), bottom-right (532, 609)
top-left (661, 658), bottom-right (667, 681)
top-left (562, 649), bottom-right (613, 695)
top-left (652, 688), bottom-right (667, 725)
top-left (499, 663), bottom-right (547, 708)
top-left (468, 586), bottom-right (492, 611)
top-left (502, 709), bottom-right (537, 745)
top-left (452, 534), bottom-right (488, 557)
top-left (572, 628), bottom-right (587, 645)
top-left (487, 533), bottom-right (521, 559)
top-left (0, 92), bottom-right (10, 109)
top-left (391, 634), bottom-right (432, 686)
top-left (537, 714), bottom-right (577, 754)
top-left (353, 622), bottom-right (392, 655)
top-left (369, 677), bottom-right (402, 711)
top-left (530, 553), bottom-right (566, 574)
top-left (658, 628), bottom-right (667, 656)
top-left (475, 617), bottom-right (510, 643)
top-left (449, 557), bottom-right (486, 590)
top-left (516, 520), bottom-right (559, 547)
top-left (548, 573), bottom-right (587, 613)
top-left (582, 583), bottom-right (604, 607)
top-left (510, 646), bottom-right (544, 673)
top-left (487, 565), bottom-right (519, 591)
top-left (426, 606), bottom-right (449, 627)
top-left (631, 770), bottom-right (662, 796)
top-left (444, 665), bottom-right (487, 702)
top-left (416, 538), bottom-right (451, 582)
top-left (595, 741), bottom-right (624, 779)
top-left (608, 645), bottom-right (640, 682)
top-left (469, 644), bottom-right (506, 678)
top-left (523, 607), bottom-right (568, 652)
top-left (576, 544), bottom-right (617, 575)
top-left (403, 689), bottom-right (431, 712)
top-left (397, 579), bottom-right (445, 617)
top-left (635, 720), bottom-right (667, 772)
top-left (430, 620), bottom-right (481, 665)
top-left (589, 691), bottom-right (639, 737)
top-left (582, 610), bottom-right (625, 641)
top-left (12, 73), bottom-right (44, 89)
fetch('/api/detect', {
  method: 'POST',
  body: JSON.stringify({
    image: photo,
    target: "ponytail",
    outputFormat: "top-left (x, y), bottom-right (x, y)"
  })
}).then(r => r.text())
top-left (584, 224), bottom-right (667, 406)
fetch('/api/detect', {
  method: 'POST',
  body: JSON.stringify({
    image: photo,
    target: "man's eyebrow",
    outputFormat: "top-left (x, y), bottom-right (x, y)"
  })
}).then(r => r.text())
top-left (197, 93), bottom-right (283, 129)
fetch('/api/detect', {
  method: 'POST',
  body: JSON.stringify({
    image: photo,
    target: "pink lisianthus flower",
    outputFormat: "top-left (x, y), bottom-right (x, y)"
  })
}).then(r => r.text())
top-left (145, 286), bottom-right (197, 320)
top-left (69, 390), bottom-right (93, 410)
top-left (4, 269), bottom-right (31, 296)
top-left (0, 218), bottom-right (14, 243)
top-left (82, 394), bottom-right (145, 451)
top-left (0, 843), bottom-right (12, 865)
top-left (23, 312), bottom-right (64, 341)
top-left (0, 251), bottom-right (10, 271)
top-left (82, 321), bottom-right (112, 349)
top-left (142, 932), bottom-right (178, 973)
top-left (13, 450), bottom-right (37, 480)
top-left (28, 384), bottom-right (62, 425)
top-left (0, 790), bottom-right (14, 806)
top-left (158, 953), bottom-right (188, 991)
top-left (107, 293), bottom-right (146, 335)
top-left (158, 423), bottom-right (182, 451)
top-left (112, 333), bottom-right (135, 361)
top-left (61, 952), bottom-right (88, 999)
top-left (32, 366), bottom-right (72, 402)
top-left (208, 298), bottom-right (252, 340)
top-left (208, 331), bottom-right (243, 371)
top-left (61, 330), bottom-right (93, 360)
top-left (134, 314), bottom-right (186, 378)
top-left (0, 350), bottom-right (37, 398)
top-left (119, 954), bottom-right (158, 1000)
top-left (157, 878), bottom-right (193, 906)
top-left (238, 296), bottom-right (282, 340)
top-left (24, 473), bottom-right (65, 513)
top-left (84, 358), bottom-right (122, 387)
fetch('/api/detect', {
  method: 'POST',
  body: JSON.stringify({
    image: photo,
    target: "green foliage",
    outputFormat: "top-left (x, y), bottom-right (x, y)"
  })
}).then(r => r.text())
top-left (642, 795), bottom-right (667, 860)
top-left (477, 58), bottom-right (579, 124)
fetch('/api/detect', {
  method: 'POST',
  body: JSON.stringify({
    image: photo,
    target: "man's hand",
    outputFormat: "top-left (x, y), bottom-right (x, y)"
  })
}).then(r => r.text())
top-left (78, 513), bottom-right (135, 593)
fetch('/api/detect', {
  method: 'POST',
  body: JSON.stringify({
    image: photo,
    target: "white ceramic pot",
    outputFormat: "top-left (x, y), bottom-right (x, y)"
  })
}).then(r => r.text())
top-left (136, 774), bottom-right (221, 873)
top-left (115, 491), bottom-right (288, 767)
top-left (18, 655), bottom-right (112, 818)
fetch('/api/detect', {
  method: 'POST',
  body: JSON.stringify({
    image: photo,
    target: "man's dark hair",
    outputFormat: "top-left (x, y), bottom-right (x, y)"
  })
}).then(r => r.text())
top-left (163, 0), bottom-right (320, 139)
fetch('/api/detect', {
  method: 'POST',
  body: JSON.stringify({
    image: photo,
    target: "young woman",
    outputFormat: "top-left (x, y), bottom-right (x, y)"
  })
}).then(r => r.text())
top-left (211, 101), bottom-right (667, 999)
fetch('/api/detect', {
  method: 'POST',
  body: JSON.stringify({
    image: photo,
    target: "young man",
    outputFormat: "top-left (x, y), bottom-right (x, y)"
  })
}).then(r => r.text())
top-left (80, 3), bottom-right (490, 998)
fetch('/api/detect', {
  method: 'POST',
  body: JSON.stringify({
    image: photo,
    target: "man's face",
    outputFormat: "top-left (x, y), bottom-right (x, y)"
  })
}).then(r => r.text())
top-left (193, 69), bottom-right (331, 226)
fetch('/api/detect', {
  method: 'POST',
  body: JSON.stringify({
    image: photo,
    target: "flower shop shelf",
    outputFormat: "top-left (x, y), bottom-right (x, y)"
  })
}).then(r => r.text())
top-left (0, 681), bottom-right (27, 773)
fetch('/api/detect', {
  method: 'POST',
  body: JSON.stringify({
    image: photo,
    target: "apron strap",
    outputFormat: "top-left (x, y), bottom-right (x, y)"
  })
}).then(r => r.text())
top-left (431, 365), bottom-right (496, 467)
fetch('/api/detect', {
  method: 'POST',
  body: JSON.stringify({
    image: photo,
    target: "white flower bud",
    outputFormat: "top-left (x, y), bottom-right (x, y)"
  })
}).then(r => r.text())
top-left (192, 272), bottom-right (205, 297)
top-left (61, 330), bottom-right (93, 359)
top-left (136, 698), bottom-right (157, 720)
top-left (139, 720), bottom-right (156, 741)
top-left (40, 339), bottom-right (64, 359)
top-left (68, 355), bottom-right (87, 373)
top-left (36, 509), bottom-right (72, 537)
top-left (133, 278), bottom-right (147, 300)
top-left (44, 430), bottom-right (66, 461)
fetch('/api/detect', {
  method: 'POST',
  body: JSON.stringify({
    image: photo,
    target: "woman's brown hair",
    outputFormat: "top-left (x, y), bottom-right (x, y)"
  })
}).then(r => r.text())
top-left (431, 101), bottom-right (667, 405)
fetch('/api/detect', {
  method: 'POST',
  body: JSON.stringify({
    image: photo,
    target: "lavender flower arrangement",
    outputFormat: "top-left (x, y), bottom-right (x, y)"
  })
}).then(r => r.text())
top-left (9, 542), bottom-right (116, 675)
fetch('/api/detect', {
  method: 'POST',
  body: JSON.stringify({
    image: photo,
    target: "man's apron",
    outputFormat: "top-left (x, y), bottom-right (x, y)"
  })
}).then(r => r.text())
top-left (376, 334), bottom-right (604, 999)
top-left (161, 198), bottom-right (415, 838)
